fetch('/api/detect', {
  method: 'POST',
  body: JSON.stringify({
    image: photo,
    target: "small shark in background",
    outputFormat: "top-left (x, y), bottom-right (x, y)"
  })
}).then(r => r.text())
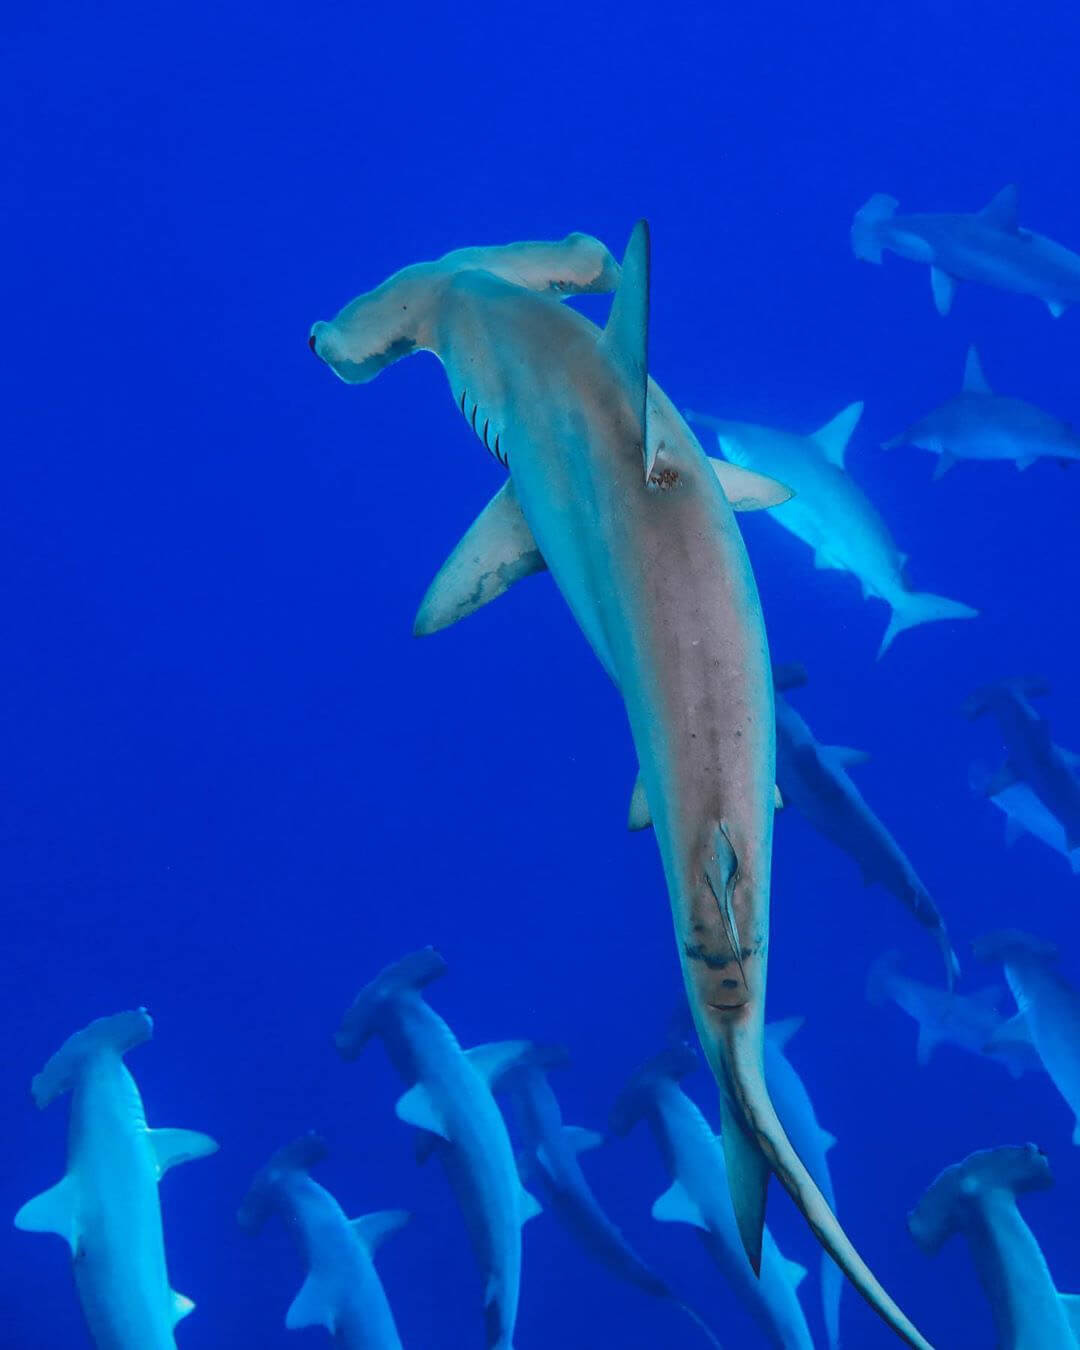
top-left (908, 1144), bottom-right (1080, 1350)
top-left (14, 1010), bottom-right (218, 1350)
top-left (336, 948), bottom-right (540, 1350)
top-left (972, 758), bottom-right (1080, 876)
top-left (685, 403), bottom-right (976, 656)
top-left (964, 679), bottom-right (1080, 852)
top-left (866, 951), bottom-right (1040, 1077)
top-left (884, 345), bottom-right (1080, 477)
top-left (763, 1019), bottom-right (843, 1350)
top-left (505, 1049), bottom-right (722, 1349)
top-left (773, 663), bottom-right (958, 980)
top-left (311, 226), bottom-right (930, 1346)
top-left (851, 184), bottom-right (1080, 317)
top-left (975, 931), bottom-right (1080, 1145)
top-left (610, 1044), bottom-right (814, 1350)
top-left (238, 1133), bottom-right (409, 1348)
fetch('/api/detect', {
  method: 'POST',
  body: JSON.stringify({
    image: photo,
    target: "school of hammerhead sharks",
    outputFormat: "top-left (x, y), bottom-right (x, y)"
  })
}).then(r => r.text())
top-left (15, 185), bottom-right (1080, 1350)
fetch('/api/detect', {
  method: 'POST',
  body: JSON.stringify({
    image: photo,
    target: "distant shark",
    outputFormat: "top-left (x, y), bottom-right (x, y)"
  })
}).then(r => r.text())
top-left (763, 1019), bottom-right (843, 1350)
top-left (964, 678), bottom-right (1080, 852)
top-left (685, 403), bottom-right (977, 656)
top-left (852, 184), bottom-right (1080, 317)
top-left (773, 663), bottom-right (958, 980)
top-left (866, 951), bottom-right (1040, 1077)
top-left (238, 1132), bottom-right (409, 1348)
top-left (311, 225), bottom-right (931, 1347)
top-left (973, 758), bottom-right (1080, 875)
top-left (336, 948), bottom-right (540, 1350)
top-left (908, 1144), bottom-right (1080, 1350)
top-left (611, 1044), bottom-right (814, 1350)
top-left (884, 345), bottom-right (1080, 477)
top-left (506, 1050), bottom-right (722, 1348)
top-left (975, 931), bottom-right (1080, 1145)
top-left (14, 1010), bottom-right (218, 1350)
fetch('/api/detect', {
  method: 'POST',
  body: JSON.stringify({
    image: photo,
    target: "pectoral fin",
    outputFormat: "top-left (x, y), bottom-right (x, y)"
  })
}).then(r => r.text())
top-left (395, 1084), bottom-right (449, 1138)
top-left (628, 772), bottom-right (652, 830)
top-left (563, 1125), bottom-right (604, 1153)
top-left (151, 1128), bottom-right (219, 1178)
top-left (414, 480), bottom-right (546, 636)
top-left (286, 1276), bottom-right (336, 1333)
top-left (710, 459), bottom-right (793, 510)
top-left (14, 1175), bottom-right (79, 1252)
top-left (350, 1209), bottom-right (410, 1252)
top-left (651, 1179), bottom-right (708, 1230)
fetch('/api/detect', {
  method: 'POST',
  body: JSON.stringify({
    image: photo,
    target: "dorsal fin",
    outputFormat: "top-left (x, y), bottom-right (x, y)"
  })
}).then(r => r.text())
top-left (811, 401), bottom-right (863, 468)
top-left (979, 185), bottom-right (1019, 232)
top-left (599, 220), bottom-right (651, 479)
top-left (962, 346), bottom-right (991, 395)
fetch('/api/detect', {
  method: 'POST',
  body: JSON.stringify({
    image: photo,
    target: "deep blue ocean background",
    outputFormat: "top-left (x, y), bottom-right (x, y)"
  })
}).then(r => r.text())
top-left (7, 2), bottom-right (1080, 1346)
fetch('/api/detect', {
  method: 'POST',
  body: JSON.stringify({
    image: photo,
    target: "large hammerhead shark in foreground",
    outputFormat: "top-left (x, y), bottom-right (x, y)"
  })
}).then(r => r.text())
top-left (310, 224), bottom-right (932, 1348)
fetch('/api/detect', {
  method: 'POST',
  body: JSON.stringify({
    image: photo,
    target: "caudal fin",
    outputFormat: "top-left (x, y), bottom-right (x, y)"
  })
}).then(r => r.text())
top-left (723, 1039), bottom-right (935, 1349)
top-left (31, 1010), bottom-right (153, 1109)
top-left (852, 194), bottom-right (899, 263)
top-left (880, 590), bottom-right (978, 657)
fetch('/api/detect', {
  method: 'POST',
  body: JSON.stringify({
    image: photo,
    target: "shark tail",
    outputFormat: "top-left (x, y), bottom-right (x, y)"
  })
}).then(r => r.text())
top-left (336, 947), bottom-right (448, 1059)
top-left (31, 1009), bottom-right (153, 1109)
top-left (822, 1251), bottom-right (845, 1350)
top-left (720, 1029), bottom-right (935, 1350)
top-left (851, 194), bottom-right (898, 263)
top-left (880, 590), bottom-right (978, 657)
top-left (238, 1131), bottom-right (329, 1233)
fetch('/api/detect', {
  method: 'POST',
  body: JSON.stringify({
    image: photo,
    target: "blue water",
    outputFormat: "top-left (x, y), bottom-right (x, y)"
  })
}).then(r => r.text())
top-left (7, 2), bottom-right (1080, 1346)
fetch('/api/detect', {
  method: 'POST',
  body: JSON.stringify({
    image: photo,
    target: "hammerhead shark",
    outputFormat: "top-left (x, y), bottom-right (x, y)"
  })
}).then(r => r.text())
top-left (239, 1132), bottom-right (409, 1348)
top-left (336, 948), bottom-right (541, 1350)
top-left (773, 663), bottom-right (958, 980)
top-left (311, 225), bottom-right (931, 1347)
top-left (909, 1144), bottom-right (1080, 1350)
top-left (685, 402), bottom-right (977, 656)
top-left (964, 679), bottom-right (1080, 852)
top-left (505, 1048), bottom-right (721, 1348)
top-left (885, 346), bottom-right (1080, 477)
top-left (14, 1010), bottom-right (218, 1350)
top-left (611, 1044), bottom-right (814, 1350)
top-left (852, 184), bottom-right (1080, 317)
top-left (975, 931), bottom-right (1080, 1146)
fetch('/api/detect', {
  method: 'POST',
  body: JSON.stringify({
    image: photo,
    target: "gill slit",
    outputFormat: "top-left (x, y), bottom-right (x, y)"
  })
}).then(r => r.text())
top-left (458, 387), bottom-right (508, 468)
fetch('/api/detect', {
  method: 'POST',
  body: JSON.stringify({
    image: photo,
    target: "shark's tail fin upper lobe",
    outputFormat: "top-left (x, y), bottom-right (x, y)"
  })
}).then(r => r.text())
top-left (31, 1009), bottom-right (153, 1109)
top-left (336, 947), bottom-right (448, 1059)
top-left (880, 589), bottom-right (978, 657)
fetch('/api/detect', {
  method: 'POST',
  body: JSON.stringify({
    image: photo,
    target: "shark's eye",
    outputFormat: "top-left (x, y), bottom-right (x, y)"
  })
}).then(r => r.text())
top-left (308, 334), bottom-right (317, 354)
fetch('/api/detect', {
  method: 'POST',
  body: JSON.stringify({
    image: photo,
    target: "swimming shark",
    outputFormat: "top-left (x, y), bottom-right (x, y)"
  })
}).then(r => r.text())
top-left (14, 1010), bottom-right (218, 1350)
top-left (866, 951), bottom-right (1040, 1077)
top-left (311, 225), bottom-right (931, 1347)
top-left (964, 679), bottom-right (1080, 852)
top-left (238, 1132), bottom-right (409, 1348)
top-left (974, 931), bottom-right (1080, 1145)
top-left (611, 1044), bottom-right (813, 1350)
top-left (685, 403), bottom-right (977, 656)
top-left (972, 758), bottom-right (1080, 875)
top-left (851, 185), bottom-right (1080, 317)
top-left (773, 663), bottom-right (958, 981)
top-left (884, 346), bottom-right (1080, 477)
top-left (908, 1144), bottom-right (1080, 1350)
top-left (335, 948), bottom-right (540, 1350)
top-left (763, 1019), bottom-right (843, 1350)
top-left (506, 1049), bottom-right (722, 1348)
